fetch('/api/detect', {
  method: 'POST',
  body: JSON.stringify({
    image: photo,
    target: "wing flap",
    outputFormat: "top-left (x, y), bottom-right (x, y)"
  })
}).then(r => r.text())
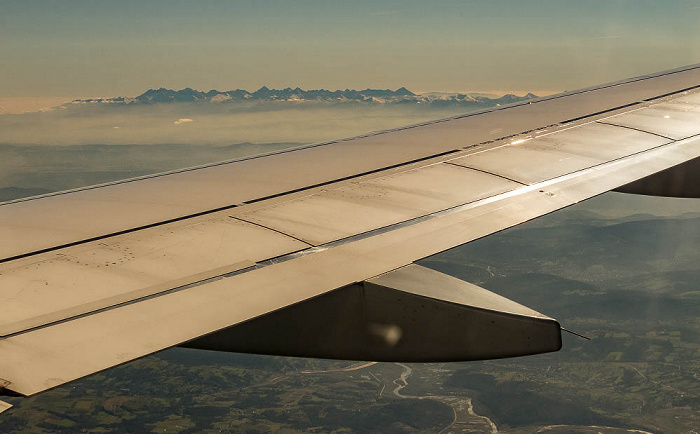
top-left (235, 164), bottom-right (520, 245)
top-left (449, 122), bottom-right (671, 184)
top-left (600, 102), bottom-right (700, 140)
top-left (0, 215), bottom-right (307, 336)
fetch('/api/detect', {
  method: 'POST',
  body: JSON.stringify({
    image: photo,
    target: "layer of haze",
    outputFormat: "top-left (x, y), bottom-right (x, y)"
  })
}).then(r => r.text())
top-left (3, 0), bottom-right (700, 98)
top-left (0, 102), bottom-right (464, 146)
top-left (0, 101), bottom-right (473, 195)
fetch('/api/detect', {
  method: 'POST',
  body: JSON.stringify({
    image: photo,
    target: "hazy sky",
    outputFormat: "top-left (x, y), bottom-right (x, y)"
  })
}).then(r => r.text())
top-left (3, 0), bottom-right (700, 97)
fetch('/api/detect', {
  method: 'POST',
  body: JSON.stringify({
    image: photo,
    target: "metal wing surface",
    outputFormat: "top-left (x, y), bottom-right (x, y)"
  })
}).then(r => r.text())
top-left (2, 64), bottom-right (700, 402)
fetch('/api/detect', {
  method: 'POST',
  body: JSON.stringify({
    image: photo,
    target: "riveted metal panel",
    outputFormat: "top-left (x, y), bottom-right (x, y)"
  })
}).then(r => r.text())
top-left (599, 101), bottom-right (700, 140)
top-left (449, 122), bottom-right (670, 184)
top-left (0, 216), bottom-right (307, 336)
top-left (235, 164), bottom-right (518, 245)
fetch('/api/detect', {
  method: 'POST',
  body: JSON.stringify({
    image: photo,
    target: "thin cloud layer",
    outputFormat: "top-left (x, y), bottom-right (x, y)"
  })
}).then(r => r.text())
top-left (0, 102), bottom-right (468, 146)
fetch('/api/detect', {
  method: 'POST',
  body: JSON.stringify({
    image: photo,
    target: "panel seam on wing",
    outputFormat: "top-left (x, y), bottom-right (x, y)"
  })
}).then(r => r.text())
top-left (442, 162), bottom-right (528, 185)
top-left (595, 121), bottom-right (675, 140)
top-left (229, 216), bottom-right (314, 247)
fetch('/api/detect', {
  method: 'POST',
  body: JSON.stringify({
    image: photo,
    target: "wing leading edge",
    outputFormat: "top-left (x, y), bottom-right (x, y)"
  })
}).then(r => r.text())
top-left (2, 64), bottom-right (700, 400)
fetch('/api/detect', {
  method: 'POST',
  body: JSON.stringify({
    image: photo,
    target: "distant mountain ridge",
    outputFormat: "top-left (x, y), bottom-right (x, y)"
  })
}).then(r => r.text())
top-left (71, 87), bottom-right (539, 107)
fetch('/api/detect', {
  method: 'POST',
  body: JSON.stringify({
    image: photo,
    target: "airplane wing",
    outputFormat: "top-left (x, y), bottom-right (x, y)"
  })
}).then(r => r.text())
top-left (2, 64), bottom-right (700, 406)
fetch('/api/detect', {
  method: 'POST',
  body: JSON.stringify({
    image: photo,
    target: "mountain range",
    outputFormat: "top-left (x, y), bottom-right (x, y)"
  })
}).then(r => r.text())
top-left (71, 87), bottom-right (539, 108)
